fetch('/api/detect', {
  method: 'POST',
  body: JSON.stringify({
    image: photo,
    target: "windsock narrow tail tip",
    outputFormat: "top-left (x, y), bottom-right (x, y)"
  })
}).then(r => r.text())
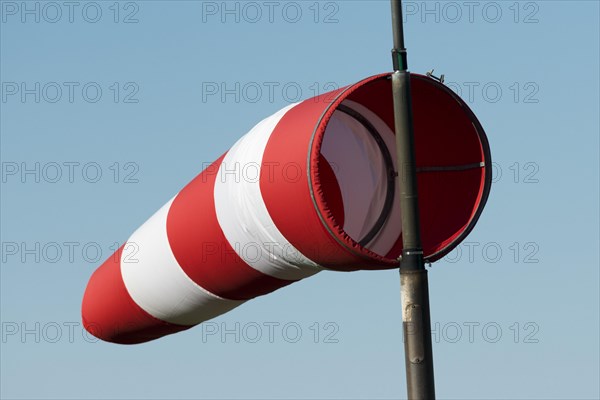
top-left (81, 245), bottom-right (191, 345)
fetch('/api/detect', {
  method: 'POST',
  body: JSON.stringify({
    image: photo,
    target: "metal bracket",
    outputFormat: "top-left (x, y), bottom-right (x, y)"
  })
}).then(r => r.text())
top-left (426, 69), bottom-right (445, 83)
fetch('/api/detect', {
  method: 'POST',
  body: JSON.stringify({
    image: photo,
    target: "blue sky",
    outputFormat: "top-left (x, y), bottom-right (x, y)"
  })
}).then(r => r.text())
top-left (1, 1), bottom-right (599, 399)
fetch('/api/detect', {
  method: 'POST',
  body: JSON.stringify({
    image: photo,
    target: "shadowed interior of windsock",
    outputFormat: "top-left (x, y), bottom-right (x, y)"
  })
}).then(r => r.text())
top-left (319, 98), bottom-right (402, 259)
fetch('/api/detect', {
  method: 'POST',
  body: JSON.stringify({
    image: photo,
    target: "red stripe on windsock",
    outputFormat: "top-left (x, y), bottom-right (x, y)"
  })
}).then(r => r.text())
top-left (81, 246), bottom-right (191, 344)
top-left (166, 155), bottom-right (295, 301)
top-left (260, 77), bottom-right (398, 271)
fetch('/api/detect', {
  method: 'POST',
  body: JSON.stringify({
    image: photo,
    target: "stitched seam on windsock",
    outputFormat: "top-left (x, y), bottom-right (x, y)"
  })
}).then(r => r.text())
top-left (120, 198), bottom-right (245, 326)
top-left (214, 103), bottom-right (323, 281)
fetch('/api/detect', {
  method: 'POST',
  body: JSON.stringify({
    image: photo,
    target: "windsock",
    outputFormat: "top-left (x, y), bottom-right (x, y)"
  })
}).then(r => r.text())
top-left (82, 73), bottom-right (491, 344)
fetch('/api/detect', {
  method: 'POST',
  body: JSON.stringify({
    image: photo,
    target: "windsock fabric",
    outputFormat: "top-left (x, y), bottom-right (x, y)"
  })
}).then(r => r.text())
top-left (82, 73), bottom-right (491, 344)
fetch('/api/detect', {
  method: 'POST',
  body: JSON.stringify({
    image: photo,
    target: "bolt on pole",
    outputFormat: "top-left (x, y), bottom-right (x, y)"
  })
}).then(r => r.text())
top-left (390, 1), bottom-right (436, 399)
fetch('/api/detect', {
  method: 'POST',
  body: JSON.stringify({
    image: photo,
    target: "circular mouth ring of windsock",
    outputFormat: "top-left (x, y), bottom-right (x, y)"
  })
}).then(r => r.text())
top-left (306, 73), bottom-right (491, 267)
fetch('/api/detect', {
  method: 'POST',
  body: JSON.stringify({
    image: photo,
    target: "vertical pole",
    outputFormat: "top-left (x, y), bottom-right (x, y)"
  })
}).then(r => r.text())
top-left (390, 1), bottom-right (436, 399)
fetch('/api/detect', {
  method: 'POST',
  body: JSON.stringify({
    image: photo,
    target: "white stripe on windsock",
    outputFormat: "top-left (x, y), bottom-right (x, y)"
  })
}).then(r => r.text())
top-left (120, 199), bottom-right (244, 326)
top-left (214, 103), bottom-right (323, 281)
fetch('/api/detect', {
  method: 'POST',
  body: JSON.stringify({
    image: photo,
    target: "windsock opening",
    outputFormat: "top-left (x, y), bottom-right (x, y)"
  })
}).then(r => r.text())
top-left (308, 73), bottom-right (491, 269)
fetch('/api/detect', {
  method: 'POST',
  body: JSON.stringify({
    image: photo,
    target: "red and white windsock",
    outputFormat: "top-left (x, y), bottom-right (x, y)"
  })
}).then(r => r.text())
top-left (82, 73), bottom-right (491, 344)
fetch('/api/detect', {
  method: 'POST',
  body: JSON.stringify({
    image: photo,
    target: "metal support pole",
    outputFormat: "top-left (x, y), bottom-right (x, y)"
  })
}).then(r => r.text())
top-left (390, 1), bottom-right (436, 399)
